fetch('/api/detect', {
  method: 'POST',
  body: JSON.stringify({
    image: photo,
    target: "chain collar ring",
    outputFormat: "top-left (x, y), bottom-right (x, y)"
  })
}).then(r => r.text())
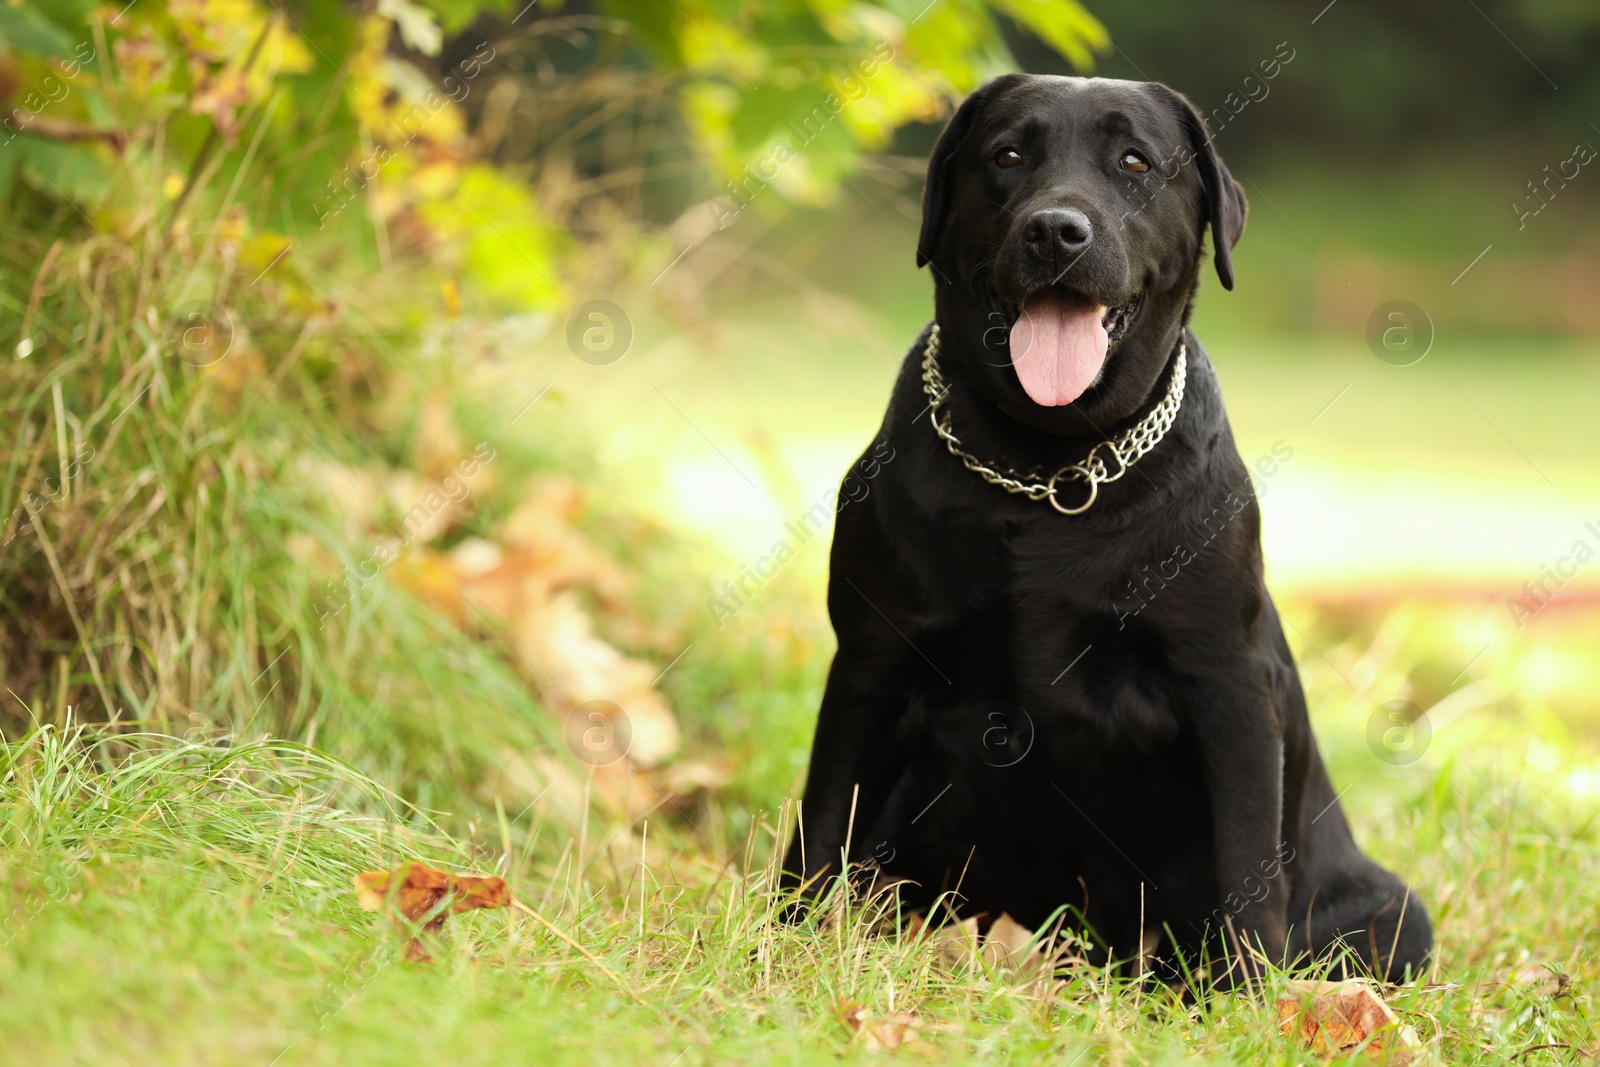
top-left (919, 323), bottom-right (1187, 516)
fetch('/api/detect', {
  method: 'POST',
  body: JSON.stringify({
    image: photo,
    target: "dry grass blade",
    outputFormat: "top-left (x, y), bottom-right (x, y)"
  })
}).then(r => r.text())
top-left (509, 898), bottom-right (645, 1005)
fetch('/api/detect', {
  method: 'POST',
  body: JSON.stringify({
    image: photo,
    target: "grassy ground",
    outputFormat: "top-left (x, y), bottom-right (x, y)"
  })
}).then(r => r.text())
top-left (3, 586), bottom-right (1598, 1064)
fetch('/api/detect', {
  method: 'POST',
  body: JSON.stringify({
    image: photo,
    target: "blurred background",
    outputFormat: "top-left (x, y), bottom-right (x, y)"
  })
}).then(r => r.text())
top-left (3, 0), bottom-right (1599, 861)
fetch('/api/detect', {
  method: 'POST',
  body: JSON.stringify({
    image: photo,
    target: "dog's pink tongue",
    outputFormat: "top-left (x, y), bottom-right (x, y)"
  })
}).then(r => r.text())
top-left (1009, 290), bottom-right (1108, 406)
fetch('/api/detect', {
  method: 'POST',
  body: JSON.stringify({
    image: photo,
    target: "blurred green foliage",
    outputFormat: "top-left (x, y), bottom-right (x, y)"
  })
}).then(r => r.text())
top-left (1015, 0), bottom-right (1600, 161)
top-left (0, 0), bottom-right (1106, 315)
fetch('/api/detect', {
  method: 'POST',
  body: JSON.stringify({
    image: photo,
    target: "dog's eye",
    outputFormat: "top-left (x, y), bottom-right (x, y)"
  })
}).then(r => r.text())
top-left (994, 148), bottom-right (1023, 169)
top-left (1119, 152), bottom-right (1150, 174)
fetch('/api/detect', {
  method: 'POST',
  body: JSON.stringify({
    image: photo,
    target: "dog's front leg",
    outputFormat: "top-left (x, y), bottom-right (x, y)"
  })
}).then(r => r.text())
top-left (781, 507), bottom-right (920, 902)
top-left (1189, 663), bottom-right (1289, 984)
top-left (783, 644), bottom-right (913, 898)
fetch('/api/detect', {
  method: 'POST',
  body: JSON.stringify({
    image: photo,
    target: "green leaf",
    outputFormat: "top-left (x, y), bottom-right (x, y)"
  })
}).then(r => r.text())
top-left (13, 136), bottom-right (111, 206)
top-left (0, 5), bottom-right (75, 60)
top-left (990, 0), bottom-right (1109, 71)
top-left (379, 0), bottom-right (444, 55)
top-left (0, 146), bottom-right (16, 206)
top-left (600, 0), bottom-right (683, 67)
top-left (416, 0), bottom-right (518, 36)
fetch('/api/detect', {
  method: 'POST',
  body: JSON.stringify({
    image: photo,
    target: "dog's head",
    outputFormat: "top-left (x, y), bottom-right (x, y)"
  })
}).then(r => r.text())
top-left (918, 74), bottom-right (1247, 435)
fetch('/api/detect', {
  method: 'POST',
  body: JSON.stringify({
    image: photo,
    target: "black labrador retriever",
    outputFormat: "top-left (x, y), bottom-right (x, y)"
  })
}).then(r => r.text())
top-left (783, 74), bottom-right (1431, 984)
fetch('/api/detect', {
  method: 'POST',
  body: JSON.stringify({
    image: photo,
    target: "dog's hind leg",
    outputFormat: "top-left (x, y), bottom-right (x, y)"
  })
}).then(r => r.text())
top-left (1291, 863), bottom-right (1432, 982)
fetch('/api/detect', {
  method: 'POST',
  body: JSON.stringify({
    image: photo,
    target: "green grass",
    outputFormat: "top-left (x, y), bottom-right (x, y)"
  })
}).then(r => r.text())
top-left (3, 589), bottom-right (1598, 1065)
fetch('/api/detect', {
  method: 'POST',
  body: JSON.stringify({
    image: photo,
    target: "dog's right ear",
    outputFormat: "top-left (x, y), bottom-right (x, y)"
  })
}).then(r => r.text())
top-left (917, 75), bottom-right (1024, 270)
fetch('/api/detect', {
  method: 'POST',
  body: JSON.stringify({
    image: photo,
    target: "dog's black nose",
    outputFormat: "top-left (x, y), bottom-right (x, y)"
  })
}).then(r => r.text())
top-left (1023, 208), bottom-right (1093, 257)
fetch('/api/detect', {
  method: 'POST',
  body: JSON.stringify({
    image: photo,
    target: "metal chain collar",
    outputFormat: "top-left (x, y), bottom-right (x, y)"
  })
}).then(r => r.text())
top-left (919, 323), bottom-right (1188, 515)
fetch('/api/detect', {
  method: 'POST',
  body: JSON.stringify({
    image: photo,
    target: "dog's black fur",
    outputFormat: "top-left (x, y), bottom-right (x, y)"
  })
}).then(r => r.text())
top-left (783, 75), bottom-right (1431, 984)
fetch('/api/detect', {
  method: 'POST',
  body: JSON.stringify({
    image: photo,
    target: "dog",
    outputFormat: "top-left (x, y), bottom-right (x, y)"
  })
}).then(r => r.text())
top-left (782, 74), bottom-right (1431, 985)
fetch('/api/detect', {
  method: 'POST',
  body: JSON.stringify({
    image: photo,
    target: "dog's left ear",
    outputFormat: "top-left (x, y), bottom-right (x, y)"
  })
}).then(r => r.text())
top-left (1149, 84), bottom-right (1248, 291)
top-left (917, 74), bottom-right (1026, 270)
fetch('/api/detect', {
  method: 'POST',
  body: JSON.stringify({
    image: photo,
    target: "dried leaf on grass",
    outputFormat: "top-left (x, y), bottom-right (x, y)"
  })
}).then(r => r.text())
top-left (910, 913), bottom-right (980, 969)
top-left (394, 478), bottom-right (682, 771)
top-left (524, 589), bottom-right (680, 766)
top-left (414, 394), bottom-right (468, 483)
top-left (837, 1001), bottom-right (926, 1053)
top-left (1504, 963), bottom-right (1570, 999)
top-left (1276, 979), bottom-right (1423, 1064)
top-left (648, 758), bottom-right (731, 800)
top-left (911, 911), bottom-right (1084, 990)
top-left (982, 913), bottom-right (1043, 974)
top-left (353, 862), bottom-right (510, 962)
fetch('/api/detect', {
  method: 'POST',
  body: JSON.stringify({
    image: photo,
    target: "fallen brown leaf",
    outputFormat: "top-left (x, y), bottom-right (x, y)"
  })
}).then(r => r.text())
top-left (393, 479), bottom-right (682, 772)
top-left (838, 1000), bottom-right (924, 1052)
top-left (918, 915), bottom-right (981, 970)
top-left (913, 911), bottom-right (1077, 989)
top-left (1276, 979), bottom-right (1422, 1064)
top-left (353, 863), bottom-right (510, 921)
top-left (414, 394), bottom-right (468, 484)
top-left (1505, 963), bottom-right (1570, 999)
top-left (982, 913), bottom-right (1040, 972)
top-left (353, 863), bottom-right (510, 961)
top-left (649, 757), bottom-right (732, 799)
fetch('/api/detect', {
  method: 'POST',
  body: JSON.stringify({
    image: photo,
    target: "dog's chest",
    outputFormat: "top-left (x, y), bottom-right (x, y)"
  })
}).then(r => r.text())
top-left (903, 522), bottom-right (1187, 750)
